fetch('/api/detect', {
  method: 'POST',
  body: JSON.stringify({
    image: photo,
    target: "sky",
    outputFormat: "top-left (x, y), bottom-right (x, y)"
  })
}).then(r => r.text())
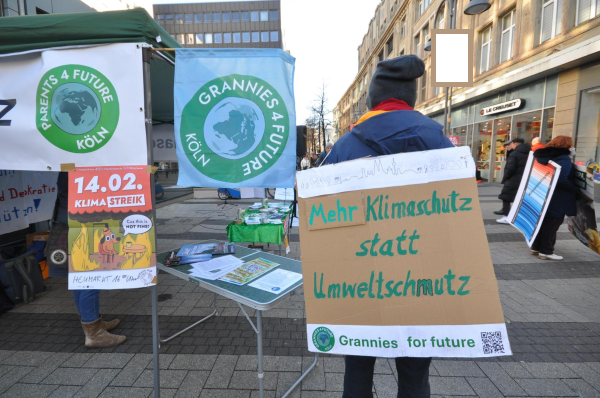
top-left (154, 0), bottom-right (382, 123)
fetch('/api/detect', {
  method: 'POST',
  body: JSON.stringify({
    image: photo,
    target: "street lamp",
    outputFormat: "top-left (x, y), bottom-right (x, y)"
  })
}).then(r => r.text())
top-left (424, 0), bottom-right (491, 134)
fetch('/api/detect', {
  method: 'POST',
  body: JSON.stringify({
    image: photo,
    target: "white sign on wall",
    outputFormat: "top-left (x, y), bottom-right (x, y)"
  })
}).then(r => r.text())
top-left (0, 43), bottom-right (147, 171)
top-left (480, 99), bottom-right (523, 116)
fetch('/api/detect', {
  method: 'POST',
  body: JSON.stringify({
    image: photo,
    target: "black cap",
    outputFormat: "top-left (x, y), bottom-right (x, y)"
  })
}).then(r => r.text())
top-left (366, 55), bottom-right (425, 109)
top-left (505, 138), bottom-right (525, 145)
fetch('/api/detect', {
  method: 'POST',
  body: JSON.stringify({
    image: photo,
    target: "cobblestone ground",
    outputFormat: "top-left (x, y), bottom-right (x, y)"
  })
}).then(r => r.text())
top-left (1, 186), bottom-right (600, 397)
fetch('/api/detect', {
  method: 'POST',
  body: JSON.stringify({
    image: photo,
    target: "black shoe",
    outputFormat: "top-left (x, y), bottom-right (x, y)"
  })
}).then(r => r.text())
top-left (493, 210), bottom-right (504, 215)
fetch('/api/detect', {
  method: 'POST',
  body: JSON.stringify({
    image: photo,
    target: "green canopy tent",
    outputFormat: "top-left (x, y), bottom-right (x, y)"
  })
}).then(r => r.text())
top-left (0, 9), bottom-right (181, 397)
top-left (0, 8), bottom-right (180, 123)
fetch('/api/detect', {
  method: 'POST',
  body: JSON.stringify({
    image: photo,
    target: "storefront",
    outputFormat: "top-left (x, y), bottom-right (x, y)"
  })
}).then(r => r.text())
top-left (431, 75), bottom-right (558, 182)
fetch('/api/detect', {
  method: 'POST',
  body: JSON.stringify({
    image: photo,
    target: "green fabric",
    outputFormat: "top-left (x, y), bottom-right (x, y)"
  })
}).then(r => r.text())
top-left (0, 9), bottom-right (180, 58)
top-left (227, 222), bottom-right (286, 245)
top-left (0, 8), bottom-right (181, 123)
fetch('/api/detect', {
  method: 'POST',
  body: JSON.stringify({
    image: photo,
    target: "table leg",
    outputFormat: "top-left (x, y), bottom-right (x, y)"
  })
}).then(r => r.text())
top-left (160, 309), bottom-right (217, 343)
top-left (151, 285), bottom-right (160, 398)
top-left (256, 310), bottom-right (264, 398)
top-left (280, 353), bottom-right (319, 398)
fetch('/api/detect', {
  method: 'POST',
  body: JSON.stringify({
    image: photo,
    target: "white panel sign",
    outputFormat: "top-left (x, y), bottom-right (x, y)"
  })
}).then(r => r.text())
top-left (0, 43), bottom-right (147, 171)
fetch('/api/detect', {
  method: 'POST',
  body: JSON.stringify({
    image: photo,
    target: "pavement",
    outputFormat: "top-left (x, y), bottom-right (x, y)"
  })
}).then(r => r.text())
top-left (1, 185), bottom-right (600, 397)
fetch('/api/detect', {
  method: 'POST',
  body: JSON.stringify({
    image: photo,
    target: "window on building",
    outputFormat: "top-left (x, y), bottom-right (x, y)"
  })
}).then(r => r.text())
top-left (205, 33), bottom-right (213, 44)
top-left (166, 14), bottom-right (173, 23)
top-left (270, 31), bottom-right (279, 42)
top-left (242, 11), bottom-right (249, 22)
top-left (204, 13), bottom-right (211, 23)
top-left (252, 31), bottom-right (260, 42)
top-left (399, 48), bottom-right (405, 56)
top-left (233, 32), bottom-right (241, 43)
top-left (541, 0), bottom-right (562, 43)
top-left (270, 10), bottom-right (279, 21)
top-left (437, 6), bottom-right (445, 28)
top-left (224, 33), bottom-right (232, 43)
top-left (186, 33), bottom-right (194, 44)
top-left (480, 27), bottom-right (492, 72)
top-left (378, 50), bottom-right (384, 62)
top-left (416, 0), bottom-right (424, 19)
top-left (421, 69), bottom-right (428, 101)
top-left (214, 33), bottom-right (222, 43)
top-left (243, 32), bottom-right (251, 42)
top-left (386, 35), bottom-right (394, 57)
top-left (175, 14), bottom-right (183, 24)
top-left (232, 11), bottom-right (240, 22)
top-left (500, 10), bottom-right (516, 63)
top-left (223, 12), bottom-right (230, 23)
top-left (575, 86), bottom-right (600, 163)
top-left (577, 0), bottom-right (599, 24)
top-left (213, 12), bottom-right (221, 23)
top-left (261, 31), bottom-right (269, 42)
top-left (423, 24), bottom-right (430, 52)
top-left (194, 13), bottom-right (202, 23)
top-left (184, 13), bottom-right (192, 23)
top-left (195, 33), bottom-right (203, 44)
top-left (260, 10), bottom-right (269, 21)
top-left (414, 33), bottom-right (421, 57)
top-left (157, 14), bottom-right (164, 23)
top-left (435, 86), bottom-right (442, 95)
top-left (251, 11), bottom-right (259, 21)
top-left (359, 77), bottom-right (363, 91)
top-left (176, 34), bottom-right (185, 44)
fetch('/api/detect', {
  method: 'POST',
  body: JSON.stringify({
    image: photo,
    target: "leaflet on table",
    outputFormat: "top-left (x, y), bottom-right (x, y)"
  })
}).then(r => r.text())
top-left (178, 253), bottom-right (213, 264)
top-left (187, 255), bottom-right (245, 280)
top-left (178, 242), bottom-right (236, 256)
top-left (248, 269), bottom-right (302, 294)
top-left (219, 258), bottom-right (280, 285)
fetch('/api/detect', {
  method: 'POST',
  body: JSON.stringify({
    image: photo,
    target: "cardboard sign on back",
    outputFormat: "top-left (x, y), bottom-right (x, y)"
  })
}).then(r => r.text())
top-left (297, 147), bottom-right (511, 358)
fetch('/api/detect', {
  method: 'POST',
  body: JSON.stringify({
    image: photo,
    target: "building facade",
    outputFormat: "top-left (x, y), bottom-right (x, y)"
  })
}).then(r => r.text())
top-left (153, 1), bottom-right (283, 49)
top-left (1, 0), bottom-right (152, 17)
top-left (333, 0), bottom-right (600, 181)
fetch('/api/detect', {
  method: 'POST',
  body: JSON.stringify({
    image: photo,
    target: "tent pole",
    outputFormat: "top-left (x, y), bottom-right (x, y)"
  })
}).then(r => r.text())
top-left (142, 46), bottom-right (160, 398)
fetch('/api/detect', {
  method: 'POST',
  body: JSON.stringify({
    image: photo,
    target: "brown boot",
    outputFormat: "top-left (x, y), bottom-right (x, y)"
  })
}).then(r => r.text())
top-left (79, 315), bottom-right (120, 331)
top-left (81, 318), bottom-right (127, 348)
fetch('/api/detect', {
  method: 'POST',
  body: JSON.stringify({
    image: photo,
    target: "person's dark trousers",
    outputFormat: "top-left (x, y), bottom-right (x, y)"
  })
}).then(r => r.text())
top-left (502, 201), bottom-right (511, 216)
top-left (343, 355), bottom-right (431, 398)
top-left (531, 215), bottom-right (565, 254)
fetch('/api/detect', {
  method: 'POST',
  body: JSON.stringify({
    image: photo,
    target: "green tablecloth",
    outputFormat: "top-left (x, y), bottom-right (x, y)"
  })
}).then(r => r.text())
top-left (227, 208), bottom-right (291, 245)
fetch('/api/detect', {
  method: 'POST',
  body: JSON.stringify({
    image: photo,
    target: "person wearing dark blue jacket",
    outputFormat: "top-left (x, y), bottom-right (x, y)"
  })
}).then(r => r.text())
top-left (327, 55), bottom-right (453, 398)
top-left (531, 136), bottom-right (578, 261)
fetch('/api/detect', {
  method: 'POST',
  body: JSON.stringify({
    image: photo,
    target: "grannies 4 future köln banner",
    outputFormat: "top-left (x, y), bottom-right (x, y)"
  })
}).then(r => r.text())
top-left (174, 49), bottom-right (296, 188)
top-left (0, 43), bottom-right (147, 171)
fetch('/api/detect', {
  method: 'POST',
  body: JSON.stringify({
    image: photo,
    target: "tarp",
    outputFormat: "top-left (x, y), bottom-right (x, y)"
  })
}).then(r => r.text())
top-left (0, 8), bottom-right (180, 123)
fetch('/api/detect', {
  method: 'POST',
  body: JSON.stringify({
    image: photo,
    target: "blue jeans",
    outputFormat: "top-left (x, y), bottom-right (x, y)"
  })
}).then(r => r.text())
top-left (343, 356), bottom-right (431, 398)
top-left (73, 290), bottom-right (100, 323)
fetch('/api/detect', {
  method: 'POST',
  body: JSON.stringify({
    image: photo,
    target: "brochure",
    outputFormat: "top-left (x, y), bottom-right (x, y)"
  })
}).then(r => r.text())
top-left (219, 258), bottom-right (280, 285)
top-left (212, 242), bottom-right (236, 255)
top-left (187, 255), bottom-right (245, 280)
top-left (248, 269), bottom-right (302, 294)
top-left (177, 243), bottom-right (216, 256)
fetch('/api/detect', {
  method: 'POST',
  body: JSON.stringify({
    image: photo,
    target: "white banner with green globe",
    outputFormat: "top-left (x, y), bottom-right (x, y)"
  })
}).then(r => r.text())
top-left (174, 49), bottom-right (296, 188)
top-left (0, 43), bottom-right (147, 171)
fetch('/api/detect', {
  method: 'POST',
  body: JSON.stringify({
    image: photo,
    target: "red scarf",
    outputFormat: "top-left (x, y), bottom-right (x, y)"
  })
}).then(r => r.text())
top-left (371, 99), bottom-right (414, 112)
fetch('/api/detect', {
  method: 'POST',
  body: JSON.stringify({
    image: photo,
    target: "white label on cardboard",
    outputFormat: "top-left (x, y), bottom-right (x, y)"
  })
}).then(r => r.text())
top-left (297, 147), bottom-right (475, 199)
top-left (307, 323), bottom-right (511, 358)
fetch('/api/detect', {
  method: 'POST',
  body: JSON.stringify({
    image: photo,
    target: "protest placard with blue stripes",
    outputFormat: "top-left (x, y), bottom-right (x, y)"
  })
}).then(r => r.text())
top-left (174, 49), bottom-right (296, 188)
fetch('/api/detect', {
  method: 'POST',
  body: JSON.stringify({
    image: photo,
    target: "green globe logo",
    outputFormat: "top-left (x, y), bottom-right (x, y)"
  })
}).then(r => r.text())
top-left (50, 83), bottom-right (101, 135)
top-left (37, 65), bottom-right (119, 154)
top-left (180, 74), bottom-right (290, 183)
top-left (312, 327), bottom-right (335, 352)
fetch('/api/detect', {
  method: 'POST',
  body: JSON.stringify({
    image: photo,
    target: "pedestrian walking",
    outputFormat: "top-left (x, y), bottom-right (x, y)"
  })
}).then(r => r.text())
top-left (496, 138), bottom-right (531, 224)
top-left (325, 54), bottom-right (453, 398)
top-left (493, 141), bottom-right (516, 215)
top-left (46, 172), bottom-right (126, 348)
top-left (531, 136), bottom-right (578, 261)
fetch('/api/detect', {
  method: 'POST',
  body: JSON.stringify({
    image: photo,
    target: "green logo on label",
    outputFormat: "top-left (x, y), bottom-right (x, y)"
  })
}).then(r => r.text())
top-left (312, 327), bottom-right (335, 352)
top-left (180, 74), bottom-right (290, 183)
top-left (36, 65), bottom-right (119, 153)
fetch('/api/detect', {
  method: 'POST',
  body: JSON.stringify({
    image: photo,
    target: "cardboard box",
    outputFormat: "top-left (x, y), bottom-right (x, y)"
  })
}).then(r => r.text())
top-left (26, 231), bottom-right (50, 249)
top-left (297, 147), bottom-right (511, 358)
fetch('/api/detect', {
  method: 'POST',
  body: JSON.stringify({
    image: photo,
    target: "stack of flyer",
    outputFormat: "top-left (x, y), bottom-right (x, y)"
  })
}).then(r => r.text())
top-left (187, 255), bottom-right (245, 280)
top-left (245, 216), bottom-right (261, 225)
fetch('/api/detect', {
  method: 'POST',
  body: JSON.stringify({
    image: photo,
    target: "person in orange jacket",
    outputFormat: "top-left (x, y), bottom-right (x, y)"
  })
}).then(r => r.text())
top-left (531, 137), bottom-right (546, 152)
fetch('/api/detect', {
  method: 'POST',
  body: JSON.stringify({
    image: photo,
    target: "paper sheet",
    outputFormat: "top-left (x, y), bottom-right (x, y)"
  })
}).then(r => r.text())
top-left (187, 255), bottom-right (244, 280)
top-left (248, 269), bottom-right (302, 294)
top-left (219, 258), bottom-right (280, 285)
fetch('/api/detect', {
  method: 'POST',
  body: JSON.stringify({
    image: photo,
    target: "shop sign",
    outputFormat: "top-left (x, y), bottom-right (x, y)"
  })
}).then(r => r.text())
top-left (480, 99), bottom-right (523, 116)
top-left (448, 136), bottom-right (460, 146)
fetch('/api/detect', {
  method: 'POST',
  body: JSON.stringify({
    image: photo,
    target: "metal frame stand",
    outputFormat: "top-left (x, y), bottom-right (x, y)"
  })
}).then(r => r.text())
top-left (160, 293), bottom-right (218, 344)
top-left (237, 303), bottom-right (319, 398)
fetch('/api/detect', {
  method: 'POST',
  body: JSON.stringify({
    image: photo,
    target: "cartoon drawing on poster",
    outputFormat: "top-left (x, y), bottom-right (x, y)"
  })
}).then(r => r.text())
top-left (68, 166), bottom-right (156, 290)
top-left (0, 170), bottom-right (58, 234)
top-left (567, 164), bottom-right (600, 254)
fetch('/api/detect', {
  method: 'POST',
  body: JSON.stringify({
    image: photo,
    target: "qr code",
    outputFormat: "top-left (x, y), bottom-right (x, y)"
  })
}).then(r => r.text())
top-left (481, 331), bottom-right (505, 354)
